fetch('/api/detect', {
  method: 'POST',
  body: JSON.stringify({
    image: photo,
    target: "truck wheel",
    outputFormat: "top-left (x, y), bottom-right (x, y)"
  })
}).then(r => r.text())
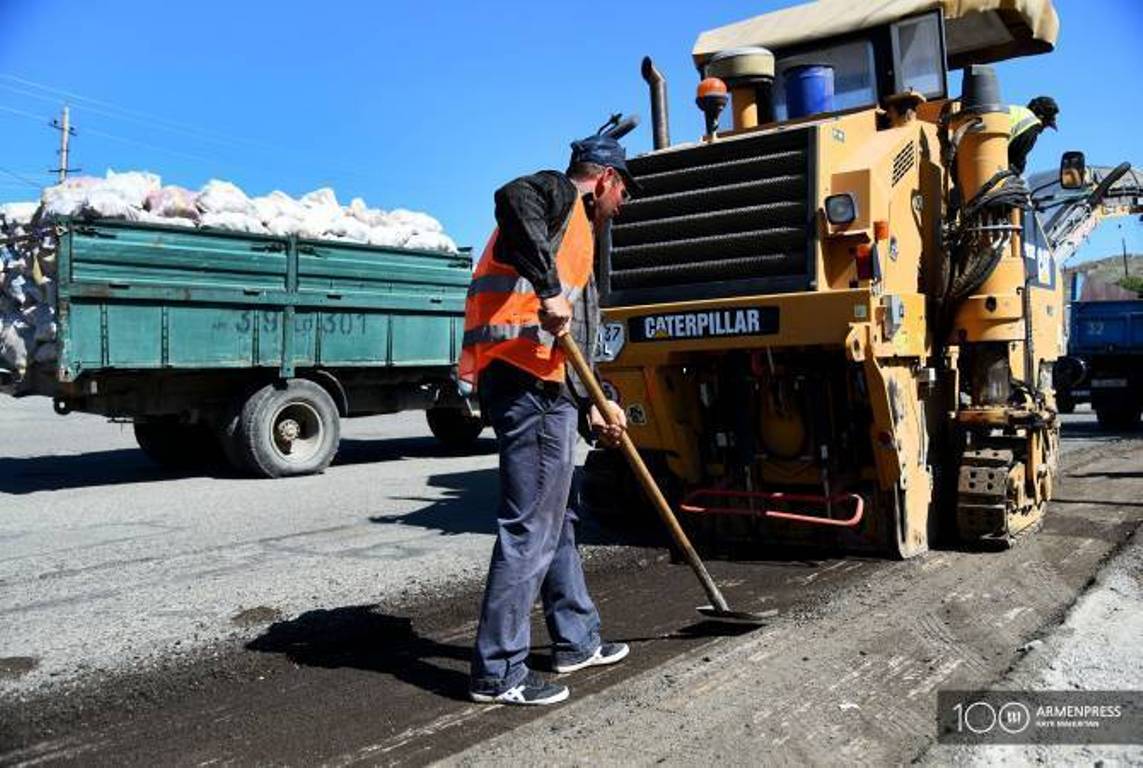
top-left (134, 420), bottom-right (219, 470)
top-left (238, 379), bottom-right (340, 478)
top-left (426, 407), bottom-right (484, 448)
top-left (1095, 405), bottom-right (1142, 431)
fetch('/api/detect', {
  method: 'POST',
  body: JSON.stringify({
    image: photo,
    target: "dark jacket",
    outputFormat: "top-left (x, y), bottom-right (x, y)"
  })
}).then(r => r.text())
top-left (491, 170), bottom-right (601, 424)
top-left (1008, 124), bottom-right (1043, 175)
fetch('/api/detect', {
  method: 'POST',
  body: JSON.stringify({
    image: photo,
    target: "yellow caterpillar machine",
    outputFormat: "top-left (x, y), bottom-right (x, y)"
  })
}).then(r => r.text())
top-left (585, 0), bottom-right (1090, 556)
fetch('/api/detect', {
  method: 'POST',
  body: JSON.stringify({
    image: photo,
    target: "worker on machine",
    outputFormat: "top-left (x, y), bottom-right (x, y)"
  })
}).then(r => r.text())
top-left (1009, 96), bottom-right (1059, 175)
top-left (460, 126), bottom-right (637, 706)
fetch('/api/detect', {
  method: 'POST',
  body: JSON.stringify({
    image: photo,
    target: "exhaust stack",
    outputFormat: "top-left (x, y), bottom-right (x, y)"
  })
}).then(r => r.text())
top-left (641, 56), bottom-right (670, 150)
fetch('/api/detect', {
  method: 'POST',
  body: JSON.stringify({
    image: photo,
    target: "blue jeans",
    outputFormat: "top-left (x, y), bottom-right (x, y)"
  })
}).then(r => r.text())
top-left (470, 362), bottom-right (602, 695)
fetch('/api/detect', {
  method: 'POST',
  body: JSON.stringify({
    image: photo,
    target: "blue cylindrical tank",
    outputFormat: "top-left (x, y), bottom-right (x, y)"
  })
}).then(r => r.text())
top-left (783, 64), bottom-right (834, 119)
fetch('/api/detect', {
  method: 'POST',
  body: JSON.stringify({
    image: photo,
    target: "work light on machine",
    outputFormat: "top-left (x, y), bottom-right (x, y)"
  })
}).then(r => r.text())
top-left (824, 193), bottom-right (857, 225)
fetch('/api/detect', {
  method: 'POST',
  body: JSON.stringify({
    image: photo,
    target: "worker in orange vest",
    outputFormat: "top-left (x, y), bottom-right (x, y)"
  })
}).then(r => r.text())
top-left (462, 131), bottom-right (638, 705)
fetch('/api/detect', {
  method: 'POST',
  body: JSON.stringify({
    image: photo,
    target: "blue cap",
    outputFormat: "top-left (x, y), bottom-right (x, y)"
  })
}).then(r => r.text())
top-left (569, 135), bottom-right (641, 195)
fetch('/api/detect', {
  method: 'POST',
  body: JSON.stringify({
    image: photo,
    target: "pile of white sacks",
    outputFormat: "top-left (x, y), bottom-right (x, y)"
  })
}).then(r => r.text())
top-left (0, 170), bottom-right (458, 378)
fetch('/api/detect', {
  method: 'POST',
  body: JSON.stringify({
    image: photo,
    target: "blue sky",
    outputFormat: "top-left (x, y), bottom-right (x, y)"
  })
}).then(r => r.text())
top-left (1, 0), bottom-right (1139, 263)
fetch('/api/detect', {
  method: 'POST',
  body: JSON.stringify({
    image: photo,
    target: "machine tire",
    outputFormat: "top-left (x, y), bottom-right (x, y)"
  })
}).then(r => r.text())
top-left (426, 406), bottom-right (485, 448)
top-left (1096, 405), bottom-right (1142, 431)
top-left (237, 379), bottom-right (341, 478)
top-left (1056, 393), bottom-right (1075, 414)
top-left (134, 420), bottom-right (219, 471)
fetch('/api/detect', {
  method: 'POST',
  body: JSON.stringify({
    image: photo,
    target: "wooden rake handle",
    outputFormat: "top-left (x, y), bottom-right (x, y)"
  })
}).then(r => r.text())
top-left (557, 331), bottom-right (729, 612)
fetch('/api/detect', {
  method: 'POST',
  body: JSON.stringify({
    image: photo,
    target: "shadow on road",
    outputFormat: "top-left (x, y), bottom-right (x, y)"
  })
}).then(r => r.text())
top-left (247, 605), bottom-right (474, 702)
top-left (335, 436), bottom-right (498, 466)
top-left (368, 466), bottom-right (667, 548)
top-left (0, 435), bottom-right (499, 494)
top-left (1053, 497), bottom-right (1143, 509)
top-left (0, 449), bottom-right (196, 494)
top-left (1061, 421), bottom-right (1143, 441)
top-left (1069, 471), bottom-right (1142, 480)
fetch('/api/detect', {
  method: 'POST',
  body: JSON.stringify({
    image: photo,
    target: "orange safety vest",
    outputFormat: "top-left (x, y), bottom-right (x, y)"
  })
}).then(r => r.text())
top-left (459, 195), bottom-right (595, 390)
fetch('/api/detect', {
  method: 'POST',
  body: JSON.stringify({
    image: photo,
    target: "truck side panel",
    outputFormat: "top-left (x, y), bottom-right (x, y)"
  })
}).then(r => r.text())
top-left (1070, 301), bottom-right (1143, 353)
top-left (57, 222), bottom-right (468, 381)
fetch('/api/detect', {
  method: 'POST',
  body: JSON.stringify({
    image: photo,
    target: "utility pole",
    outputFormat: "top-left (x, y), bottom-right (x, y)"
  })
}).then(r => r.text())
top-left (1122, 224), bottom-right (1130, 279)
top-left (49, 105), bottom-right (78, 182)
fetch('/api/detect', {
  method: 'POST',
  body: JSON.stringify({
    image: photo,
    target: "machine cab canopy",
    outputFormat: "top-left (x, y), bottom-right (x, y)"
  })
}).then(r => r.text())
top-left (693, 0), bottom-right (1059, 121)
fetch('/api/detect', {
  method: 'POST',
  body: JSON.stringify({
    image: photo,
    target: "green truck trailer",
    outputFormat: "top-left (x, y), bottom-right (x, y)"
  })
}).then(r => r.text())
top-left (3, 219), bottom-right (483, 477)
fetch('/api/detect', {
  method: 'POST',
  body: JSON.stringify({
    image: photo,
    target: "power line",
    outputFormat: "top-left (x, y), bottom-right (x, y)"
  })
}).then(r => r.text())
top-left (83, 126), bottom-right (217, 165)
top-left (0, 103), bottom-right (45, 122)
top-left (0, 74), bottom-right (256, 150)
top-left (0, 166), bottom-right (42, 189)
top-left (0, 74), bottom-right (375, 183)
top-left (0, 80), bottom-right (253, 153)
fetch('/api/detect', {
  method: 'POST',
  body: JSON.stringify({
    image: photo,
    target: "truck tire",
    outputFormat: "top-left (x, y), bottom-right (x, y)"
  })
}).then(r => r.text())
top-left (134, 420), bottom-right (219, 471)
top-left (426, 407), bottom-right (484, 448)
top-left (237, 379), bottom-right (341, 478)
top-left (1095, 405), bottom-right (1142, 431)
top-left (1056, 393), bottom-right (1075, 415)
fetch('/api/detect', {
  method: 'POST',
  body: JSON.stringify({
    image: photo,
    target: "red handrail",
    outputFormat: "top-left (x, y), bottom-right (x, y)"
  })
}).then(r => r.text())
top-left (679, 487), bottom-right (865, 528)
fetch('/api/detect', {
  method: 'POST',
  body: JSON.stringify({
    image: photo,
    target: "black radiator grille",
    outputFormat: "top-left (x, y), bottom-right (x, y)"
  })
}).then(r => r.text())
top-left (603, 128), bottom-right (816, 306)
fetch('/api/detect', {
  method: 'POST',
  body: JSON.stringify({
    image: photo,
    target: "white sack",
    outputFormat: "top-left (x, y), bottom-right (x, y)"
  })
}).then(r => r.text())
top-left (301, 187), bottom-right (339, 211)
top-left (41, 178), bottom-right (98, 218)
top-left (0, 316), bottom-right (31, 373)
top-left (83, 188), bottom-right (142, 220)
top-left (145, 186), bottom-right (199, 220)
top-left (197, 180), bottom-right (256, 216)
top-left (199, 211), bottom-right (268, 234)
top-left (265, 215), bottom-right (304, 237)
top-left (252, 191), bottom-right (305, 223)
top-left (103, 170), bottom-right (161, 209)
top-left (324, 215), bottom-right (373, 243)
top-left (137, 210), bottom-right (197, 228)
top-left (347, 197), bottom-right (386, 227)
top-left (0, 202), bottom-right (39, 225)
top-left (386, 208), bottom-right (444, 234)
top-left (297, 207), bottom-right (340, 240)
top-left (368, 226), bottom-right (413, 248)
top-left (405, 231), bottom-right (459, 253)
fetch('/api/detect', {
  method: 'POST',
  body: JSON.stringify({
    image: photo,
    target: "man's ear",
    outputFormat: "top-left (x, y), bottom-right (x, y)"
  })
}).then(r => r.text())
top-left (593, 172), bottom-right (609, 198)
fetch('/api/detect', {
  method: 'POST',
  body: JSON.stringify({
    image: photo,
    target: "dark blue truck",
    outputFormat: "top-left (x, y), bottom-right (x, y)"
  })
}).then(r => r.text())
top-left (1057, 300), bottom-right (1143, 429)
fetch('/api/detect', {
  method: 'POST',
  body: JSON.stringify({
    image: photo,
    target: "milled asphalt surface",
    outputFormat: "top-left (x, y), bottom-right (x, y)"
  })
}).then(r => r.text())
top-left (1, 399), bottom-right (1140, 766)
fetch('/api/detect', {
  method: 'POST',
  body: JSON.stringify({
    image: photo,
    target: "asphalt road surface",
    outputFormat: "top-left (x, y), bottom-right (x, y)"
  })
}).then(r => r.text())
top-left (0, 397), bottom-right (1140, 765)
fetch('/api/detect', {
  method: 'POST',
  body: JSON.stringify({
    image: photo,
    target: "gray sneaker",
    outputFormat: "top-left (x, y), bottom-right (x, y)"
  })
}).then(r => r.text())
top-left (470, 671), bottom-right (569, 706)
top-left (553, 642), bottom-right (630, 674)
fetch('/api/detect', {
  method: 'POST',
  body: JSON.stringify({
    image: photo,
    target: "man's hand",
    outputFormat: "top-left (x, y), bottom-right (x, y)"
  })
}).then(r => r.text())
top-left (539, 295), bottom-right (572, 336)
top-left (589, 400), bottom-right (627, 449)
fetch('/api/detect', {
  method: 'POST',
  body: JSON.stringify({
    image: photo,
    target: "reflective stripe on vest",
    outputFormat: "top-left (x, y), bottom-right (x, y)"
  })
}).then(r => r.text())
top-left (458, 194), bottom-right (594, 388)
top-left (462, 323), bottom-right (555, 348)
top-left (1009, 105), bottom-right (1041, 140)
top-left (467, 273), bottom-right (586, 304)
